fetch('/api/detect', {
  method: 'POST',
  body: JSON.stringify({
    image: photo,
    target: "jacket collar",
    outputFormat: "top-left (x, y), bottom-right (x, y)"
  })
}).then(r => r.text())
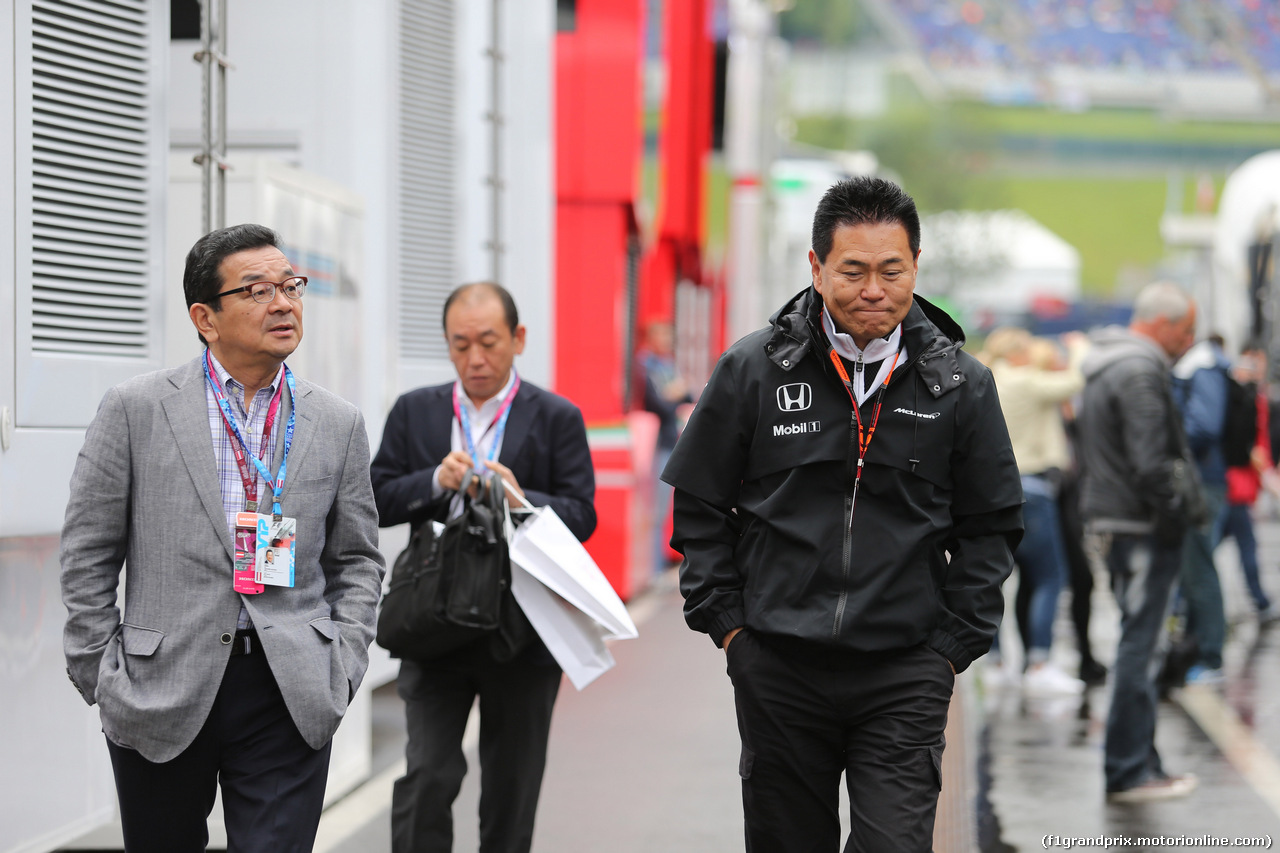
top-left (765, 287), bottom-right (970, 399)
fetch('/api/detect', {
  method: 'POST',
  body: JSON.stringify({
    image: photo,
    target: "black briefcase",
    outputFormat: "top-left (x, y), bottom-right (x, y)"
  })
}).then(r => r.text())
top-left (376, 473), bottom-right (511, 660)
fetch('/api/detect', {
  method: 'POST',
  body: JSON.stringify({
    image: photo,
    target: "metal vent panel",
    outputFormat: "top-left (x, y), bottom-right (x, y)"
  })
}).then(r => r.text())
top-left (29, 0), bottom-right (151, 356)
top-left (398, 0), bottom-right (457, 362)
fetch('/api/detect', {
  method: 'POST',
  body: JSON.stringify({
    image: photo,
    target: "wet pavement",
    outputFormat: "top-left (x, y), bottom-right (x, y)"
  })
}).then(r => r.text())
top-left (313, 516), bottom-right (1280, 852)
top-left (979, 515), bottom-right (1280, 851)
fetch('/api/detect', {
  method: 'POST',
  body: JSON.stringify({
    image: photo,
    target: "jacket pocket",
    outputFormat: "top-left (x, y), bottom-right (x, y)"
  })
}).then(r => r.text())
top-left (289, 475), bottom-right (335, 495)
top-left (309, 617), bottom-right (340, 641)
top-left (120, 624), bottom-right (163, 656)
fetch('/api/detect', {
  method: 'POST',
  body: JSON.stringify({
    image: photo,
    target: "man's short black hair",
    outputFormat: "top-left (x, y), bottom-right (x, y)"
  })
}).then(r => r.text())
top-left (811, 176), bottom-right (921, 265)
top-left (183, 223), bottom-right (282, 345)
top-left (442, 282), bottom-right (520, 335)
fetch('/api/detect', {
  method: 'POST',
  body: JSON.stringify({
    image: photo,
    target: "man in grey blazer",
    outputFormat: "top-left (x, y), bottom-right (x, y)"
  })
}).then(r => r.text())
top-left (60, 224), bottom-right (385, 853)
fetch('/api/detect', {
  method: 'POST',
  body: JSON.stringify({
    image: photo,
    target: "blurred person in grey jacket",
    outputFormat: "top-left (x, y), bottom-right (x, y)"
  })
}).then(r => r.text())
top-left (1077, 280), bottom-right (1203, 804)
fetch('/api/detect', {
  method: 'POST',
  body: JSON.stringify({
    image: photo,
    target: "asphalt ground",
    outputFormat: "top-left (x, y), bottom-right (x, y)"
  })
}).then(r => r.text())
top-left (314, 574), bottom-right (746, 853)
top-left (980, 514), bottom-right (1280, 851)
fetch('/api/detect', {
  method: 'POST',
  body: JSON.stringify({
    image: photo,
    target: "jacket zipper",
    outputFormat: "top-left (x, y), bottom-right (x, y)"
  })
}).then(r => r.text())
top-left (833, 409), bottom-right (859, 639)
top-left (830, 345), bottom-right (936, 641)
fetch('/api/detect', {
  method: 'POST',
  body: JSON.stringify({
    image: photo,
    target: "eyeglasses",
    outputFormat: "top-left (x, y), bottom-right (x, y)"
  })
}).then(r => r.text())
top-left (213, 276), bottom-right (308, 304)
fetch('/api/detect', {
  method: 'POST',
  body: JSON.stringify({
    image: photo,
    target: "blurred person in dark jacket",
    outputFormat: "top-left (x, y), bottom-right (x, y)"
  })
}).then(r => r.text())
top-left (371, 283), bottom-right (597, 853)
top-left (1077, 280), bottom-right (1203, 803)
top-left (1215, 342), bottom-right (1279, 624)
top-left (1170, 332), bottom-right (1232, 685)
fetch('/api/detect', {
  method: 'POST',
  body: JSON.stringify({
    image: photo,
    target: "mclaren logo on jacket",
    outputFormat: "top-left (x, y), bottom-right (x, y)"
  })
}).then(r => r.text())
top-left (893, 407), bottom-right (941, 420)
top-left (777, 383), bottom-right (812, 412)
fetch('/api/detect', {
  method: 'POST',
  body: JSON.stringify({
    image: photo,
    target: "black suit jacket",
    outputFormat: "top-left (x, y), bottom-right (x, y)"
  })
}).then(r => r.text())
top-left (370, 379), bottom-right (597, 542)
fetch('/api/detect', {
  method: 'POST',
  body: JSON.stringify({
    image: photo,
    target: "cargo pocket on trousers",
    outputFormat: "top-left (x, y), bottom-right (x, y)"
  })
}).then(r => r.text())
top-left (928, 742), bottom-right (945, 792)
top-left (739, 746), bottom-right (755, 780)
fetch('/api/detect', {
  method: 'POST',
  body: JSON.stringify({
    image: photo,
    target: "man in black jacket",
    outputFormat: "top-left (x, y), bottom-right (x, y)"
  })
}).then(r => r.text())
top-left (371, 282), bottom-right (596, 853)
top-left (1077, 280), bottom-right (1201, 804)
top-left (664, 177), bottom-right (1022, 851)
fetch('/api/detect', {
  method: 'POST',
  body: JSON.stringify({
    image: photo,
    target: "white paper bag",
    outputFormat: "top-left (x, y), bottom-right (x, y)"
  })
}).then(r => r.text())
top-left (508, 505), bottom-right (639, 640)
top-left (510, 563), bottom-right (616, 690)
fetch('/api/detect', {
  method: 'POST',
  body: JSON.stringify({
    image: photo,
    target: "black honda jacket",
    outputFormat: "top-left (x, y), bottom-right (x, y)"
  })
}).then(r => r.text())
top-left (663, 287), bottom-right (1022, 672)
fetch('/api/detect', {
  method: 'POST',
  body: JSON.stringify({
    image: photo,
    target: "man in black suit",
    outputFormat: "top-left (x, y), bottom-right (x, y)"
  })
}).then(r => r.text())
top-left (371, 281), bottom-right (596, 853)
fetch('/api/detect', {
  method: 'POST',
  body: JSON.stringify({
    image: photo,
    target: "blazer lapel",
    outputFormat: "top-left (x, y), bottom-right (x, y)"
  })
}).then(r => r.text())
top-left (162, 357), bottom-right (234, 560)
top-left (277, 375), bottom-right (316, 500)
top-left (427, 384), bottom-right (455, 462)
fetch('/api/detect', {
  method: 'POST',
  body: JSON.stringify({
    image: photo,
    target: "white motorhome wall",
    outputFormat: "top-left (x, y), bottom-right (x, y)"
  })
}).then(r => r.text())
top-left (164, 0), bottom-right (555, 433)
top-left (1212, 150), bottom-right (1280, 358)
top-left (1, 3), bottom-right (170, 853)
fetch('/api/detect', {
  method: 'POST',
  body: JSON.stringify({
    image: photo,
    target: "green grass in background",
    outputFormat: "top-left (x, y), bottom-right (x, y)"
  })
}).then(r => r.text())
top-left (987, 176), bottom-right (1168, 294)
top-left (960, 103), bottom-right (1280, 146)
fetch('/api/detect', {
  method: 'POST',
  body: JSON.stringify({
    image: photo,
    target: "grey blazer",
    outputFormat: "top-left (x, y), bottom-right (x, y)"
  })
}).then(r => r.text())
top-left (60, 356), bottom-right (386, 763)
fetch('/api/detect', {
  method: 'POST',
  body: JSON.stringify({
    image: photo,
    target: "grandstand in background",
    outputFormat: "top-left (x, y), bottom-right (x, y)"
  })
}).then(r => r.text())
top-left (797, 0), bottom-right (1280, 115)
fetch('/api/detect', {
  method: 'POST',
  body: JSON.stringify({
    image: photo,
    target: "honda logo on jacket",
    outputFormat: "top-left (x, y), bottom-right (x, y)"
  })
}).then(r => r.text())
top-left (777, 383), bottom-right (812, 411)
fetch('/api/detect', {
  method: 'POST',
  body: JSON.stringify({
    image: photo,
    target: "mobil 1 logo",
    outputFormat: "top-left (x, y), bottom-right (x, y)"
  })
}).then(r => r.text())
top-left (774, 420), bottom-right (821, 437)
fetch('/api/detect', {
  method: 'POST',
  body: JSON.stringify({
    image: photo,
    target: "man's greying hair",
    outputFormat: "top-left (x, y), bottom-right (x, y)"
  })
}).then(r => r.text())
top-left (811, 176), bottom-right (921, 265)
top-left (442, 282), bottom-right (520, 334)
top-left (183, 223), bottom-right (283, 345)
top-left (1131, 281), bottom-right (1192, 324)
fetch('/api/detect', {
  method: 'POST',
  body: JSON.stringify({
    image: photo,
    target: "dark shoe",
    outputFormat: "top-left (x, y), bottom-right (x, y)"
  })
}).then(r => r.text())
top-left (1107, 773), bottom-right (1198, 803)
top-left (1079, 658), bottom-right (1108, 686)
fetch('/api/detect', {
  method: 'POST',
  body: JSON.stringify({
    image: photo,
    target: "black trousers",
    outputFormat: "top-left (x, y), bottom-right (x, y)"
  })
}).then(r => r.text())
top-left (105, 641), bottom-right (332, 853)
top-left (726, 631), bottom-right (954, 853)
top-left (1058, 471), bottom-right (1100, 668)
top-left (391, 645), bottom-right (562, 853)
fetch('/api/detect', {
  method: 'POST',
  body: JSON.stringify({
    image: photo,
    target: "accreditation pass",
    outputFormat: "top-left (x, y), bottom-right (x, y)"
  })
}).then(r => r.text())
top-left (254, 515), bottom-right (297, 587)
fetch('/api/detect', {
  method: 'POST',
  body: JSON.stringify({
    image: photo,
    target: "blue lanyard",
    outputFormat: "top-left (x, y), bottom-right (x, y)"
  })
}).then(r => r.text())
top-left (453, 375), bottom-right (521, 475)
top-left (203, 350), bottom-right (297, 521)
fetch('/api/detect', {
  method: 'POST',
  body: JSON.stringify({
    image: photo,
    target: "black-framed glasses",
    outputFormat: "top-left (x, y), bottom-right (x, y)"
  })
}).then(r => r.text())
top-left (213, 276), bottom-right (308, 304)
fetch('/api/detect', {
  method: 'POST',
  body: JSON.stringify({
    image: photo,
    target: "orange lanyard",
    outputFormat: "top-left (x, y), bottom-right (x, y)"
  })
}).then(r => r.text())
top-left (828, 346), bottom-right (901, 526)
top-left (828, 347), bottom-right (901, 458)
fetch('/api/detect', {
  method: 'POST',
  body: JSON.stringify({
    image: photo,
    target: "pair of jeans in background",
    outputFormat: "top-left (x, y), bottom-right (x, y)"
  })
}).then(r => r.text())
top-left (1217, 502), bottom-right (1272, 613)
top-left (1101, 533), bottom-right (1183, 793)
top-left (990, 480), bottom-right (1069, 662)
top-left (1179, 484), bottom-right (1227, 670)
